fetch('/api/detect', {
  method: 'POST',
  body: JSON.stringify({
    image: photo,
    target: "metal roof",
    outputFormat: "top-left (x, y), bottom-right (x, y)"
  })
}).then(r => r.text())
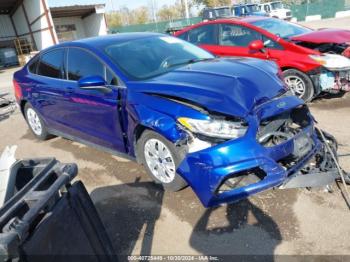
top-left (0, 0), bottom-right (17, 14)
top-left (48, 0), bottom-right (105, 8)
top-left (50, 4), bottom-right (105, 18)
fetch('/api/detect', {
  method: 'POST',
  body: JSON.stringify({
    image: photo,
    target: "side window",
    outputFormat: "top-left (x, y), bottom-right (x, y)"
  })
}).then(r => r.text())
top-left (28, 56), bottom-right (39, 74)
top-left (264, 5), bottom-right (270, 12)
top-left (67, 48), bottom-right (105, 81)
top-left (219, 24), bottom-right (262, 47)
top-left (188, 24), bottom-right (217, 45)
top-left (262, 35), bottom-right (284, 50)
top-left (37, 49), bottom-right (64, 78)
top-left (106, 69), bottom-right (119, 86)
top-left (177, 32), bottom-right (188, 41)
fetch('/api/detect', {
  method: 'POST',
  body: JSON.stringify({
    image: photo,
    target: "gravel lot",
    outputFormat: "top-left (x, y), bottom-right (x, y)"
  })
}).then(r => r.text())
top-left (1, 18), bottom-right (350, 260)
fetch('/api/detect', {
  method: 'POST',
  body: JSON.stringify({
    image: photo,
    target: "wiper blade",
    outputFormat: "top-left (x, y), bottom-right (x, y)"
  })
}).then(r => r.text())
top-left (166, 58), bottom-right (213, 68)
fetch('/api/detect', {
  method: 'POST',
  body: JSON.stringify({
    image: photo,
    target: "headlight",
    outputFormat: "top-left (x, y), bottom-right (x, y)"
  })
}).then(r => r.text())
top-left (178, 117), bottom-right (248, 139)
top-left (309, 54), bottom-right (350, 70)
top-left (309, 54), bottom-right (327, 65)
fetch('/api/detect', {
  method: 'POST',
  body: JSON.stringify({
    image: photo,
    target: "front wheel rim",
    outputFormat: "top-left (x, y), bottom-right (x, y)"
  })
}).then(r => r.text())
top-left (27, 108), bottom-right (42, 136)
top-left (284, 75), bottom-right (306, 98)
top-left (144, 138), bottom-right (176, 183)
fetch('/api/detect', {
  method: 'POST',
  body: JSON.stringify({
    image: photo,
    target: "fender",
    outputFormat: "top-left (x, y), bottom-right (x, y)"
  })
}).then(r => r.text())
top-left (125, 91), bottom-right (209, 156)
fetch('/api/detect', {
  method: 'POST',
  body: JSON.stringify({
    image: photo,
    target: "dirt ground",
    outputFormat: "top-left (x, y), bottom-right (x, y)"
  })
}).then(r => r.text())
top-left (1, 18), bottom-right (350, 260)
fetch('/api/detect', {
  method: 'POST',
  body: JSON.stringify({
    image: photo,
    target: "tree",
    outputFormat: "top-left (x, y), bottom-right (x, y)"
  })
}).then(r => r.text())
top-left (193, 0), bottom-right (232, 7)
top-left (133, 6), bottom-right (149, 24)
top-left (105, 12), bottom-right (123, 27)
top-left (106, 6), bottom-right (150, 27)
top-left (157, 0), bottom-right (195, 21)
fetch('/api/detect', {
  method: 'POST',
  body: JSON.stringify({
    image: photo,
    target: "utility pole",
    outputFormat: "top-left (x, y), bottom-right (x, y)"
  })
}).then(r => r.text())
top-left (184, 0), bottom-right (190, 19)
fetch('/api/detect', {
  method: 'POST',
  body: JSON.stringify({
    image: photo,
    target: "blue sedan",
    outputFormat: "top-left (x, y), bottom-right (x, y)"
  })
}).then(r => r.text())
top-left (13, 33), bottom-right (337, 207)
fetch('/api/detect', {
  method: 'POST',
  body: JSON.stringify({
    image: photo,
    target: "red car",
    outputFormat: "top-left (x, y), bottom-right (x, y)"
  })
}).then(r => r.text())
top-left (175, 17), bottom-right (350, 101)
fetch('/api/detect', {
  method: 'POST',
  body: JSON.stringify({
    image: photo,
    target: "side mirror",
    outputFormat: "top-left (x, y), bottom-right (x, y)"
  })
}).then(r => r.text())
top-left (78, 75), bottom-right (110, 92)
top-left (248, 40), bottom-right (265, 52)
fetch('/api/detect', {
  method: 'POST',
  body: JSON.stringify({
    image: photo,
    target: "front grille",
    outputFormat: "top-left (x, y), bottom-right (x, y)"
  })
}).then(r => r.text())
top-left (286, 11), bottom-right (291, 16)
top-left (257, 105), bottom-right (311, 147)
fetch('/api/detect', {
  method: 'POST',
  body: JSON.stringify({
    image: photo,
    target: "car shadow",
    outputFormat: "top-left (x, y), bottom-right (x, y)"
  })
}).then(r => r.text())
top-left (189, 200), bottom-right (282, 261)
top-left (21, 133), bottom-right (290, 259)
top-left (90, 179), bottom-right (164, 258)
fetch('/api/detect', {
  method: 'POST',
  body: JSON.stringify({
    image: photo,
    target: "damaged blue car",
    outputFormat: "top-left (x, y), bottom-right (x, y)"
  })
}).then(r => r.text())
top-left (13, 33), bottom-right (342, 207)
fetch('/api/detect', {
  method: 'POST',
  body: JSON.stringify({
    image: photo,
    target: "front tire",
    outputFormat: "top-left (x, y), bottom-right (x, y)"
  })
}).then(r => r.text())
top-left (24, 103), bottom-right (51, 140)
top-left (283, 69), bottom-right (315, 102)
top-left (137, 130), bottom-right (188, 191)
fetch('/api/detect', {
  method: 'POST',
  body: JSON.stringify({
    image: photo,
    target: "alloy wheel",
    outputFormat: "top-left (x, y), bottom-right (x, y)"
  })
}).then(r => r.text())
top-left (144, 138), bottom-right (176, 183)
top-left (27, 108), bottom-right (43, 136)
top-left (284, 75), bottom-right (306, 98)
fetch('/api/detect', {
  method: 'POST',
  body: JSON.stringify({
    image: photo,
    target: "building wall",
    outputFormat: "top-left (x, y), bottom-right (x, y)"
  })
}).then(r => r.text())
top-left (0, 15), bottom-right (16, 40)
top-left (83, 13), bottom-right (107, 38)
top-left (53, 16), bottom-right (87, 40)
top-left (11, 0), bottom-right (57, 51)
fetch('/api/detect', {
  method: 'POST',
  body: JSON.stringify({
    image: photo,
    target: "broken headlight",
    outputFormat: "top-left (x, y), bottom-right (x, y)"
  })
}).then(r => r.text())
top-left (309, 54), bottom-right (350, 70)
top-left (178, 117), bottom-right (248, 139)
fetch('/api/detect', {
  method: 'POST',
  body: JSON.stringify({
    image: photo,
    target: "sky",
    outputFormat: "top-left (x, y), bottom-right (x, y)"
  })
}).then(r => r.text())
top-left (48, 0), bottom-right (178, 10)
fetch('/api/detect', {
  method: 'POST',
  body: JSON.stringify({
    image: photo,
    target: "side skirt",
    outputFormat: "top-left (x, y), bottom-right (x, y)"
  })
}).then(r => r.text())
top-left (48, 128), bottom-right (137, 162)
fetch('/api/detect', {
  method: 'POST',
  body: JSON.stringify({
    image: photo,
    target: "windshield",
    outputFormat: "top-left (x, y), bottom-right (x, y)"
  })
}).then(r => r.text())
top-left (246, 4), bottom-right (259, 12)
top-left (103, 36), bottom-right (214, 80)
top-left (271, 2), bottom-right (283, 10)
top-left (215, 7), bottom-right (232, 17)
top-left (251, 18), bottom-right (313, 39)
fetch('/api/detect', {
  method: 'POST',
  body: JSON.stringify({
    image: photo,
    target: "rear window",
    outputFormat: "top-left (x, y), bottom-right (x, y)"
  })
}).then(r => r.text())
top-left (28, 56), bottom-right (39, 74)
top-left (37, 49), bottom-right (65, 79)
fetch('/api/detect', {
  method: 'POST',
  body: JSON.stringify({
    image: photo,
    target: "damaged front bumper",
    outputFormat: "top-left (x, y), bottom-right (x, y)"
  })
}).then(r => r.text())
top-left (176, 97), bottom-right (339, 207)
top-left (310, 67), bottom-right (350, 94)
top-left (178, 126), bottom-right (321, 207)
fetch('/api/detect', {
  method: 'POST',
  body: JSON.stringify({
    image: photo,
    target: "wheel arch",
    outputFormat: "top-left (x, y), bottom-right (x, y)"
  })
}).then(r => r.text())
top-left (20, 99), bottom-right (27, 116)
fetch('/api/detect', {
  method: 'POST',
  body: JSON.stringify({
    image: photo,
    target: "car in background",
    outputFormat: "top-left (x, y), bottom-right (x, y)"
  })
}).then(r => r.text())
top-left (202, 5), bottom-right (266, 21)
top-left (232, 4), bottom-right (267, 17)
top-left (175, 17), bottom-right (350, 102)
top-left (258, 1), bottom-right (292, 20)
top-left (202, 6), bottom-right (234, 21)
top-left (12, 33), bottom-right (336, 207)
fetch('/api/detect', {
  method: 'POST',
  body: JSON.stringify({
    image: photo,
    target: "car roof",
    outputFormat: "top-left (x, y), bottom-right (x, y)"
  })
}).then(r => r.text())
top-left (46, 32), bottom-right (163, 51)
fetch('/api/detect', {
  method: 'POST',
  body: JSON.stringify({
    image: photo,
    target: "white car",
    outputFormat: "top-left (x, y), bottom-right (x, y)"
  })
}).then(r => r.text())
top-left (259, 1), bottom-right (292, 20)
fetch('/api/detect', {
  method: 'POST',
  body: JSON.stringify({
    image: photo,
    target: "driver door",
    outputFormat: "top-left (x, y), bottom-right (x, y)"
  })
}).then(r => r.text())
top-left (62, 47), bottom-right (125, 152)
top-left (216, 23), bottom-right (268, 60)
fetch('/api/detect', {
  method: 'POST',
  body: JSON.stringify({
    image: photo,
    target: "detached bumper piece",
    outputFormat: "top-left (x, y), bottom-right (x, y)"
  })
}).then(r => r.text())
top-left (0, 158), bottom-right (116, 261)
top-left (0, 94), bottom-right (16, 122)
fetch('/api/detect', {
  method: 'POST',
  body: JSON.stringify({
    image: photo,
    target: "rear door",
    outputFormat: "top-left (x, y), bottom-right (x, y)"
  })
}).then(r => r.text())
top-left (28, 48), bottom-right (69, 132)
top-left (61, 47), bottom-right (125, 152)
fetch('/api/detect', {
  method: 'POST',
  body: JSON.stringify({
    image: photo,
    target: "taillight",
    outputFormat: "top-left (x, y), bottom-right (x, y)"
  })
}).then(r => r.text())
top-left (13, 79), bottom-right (22, 101)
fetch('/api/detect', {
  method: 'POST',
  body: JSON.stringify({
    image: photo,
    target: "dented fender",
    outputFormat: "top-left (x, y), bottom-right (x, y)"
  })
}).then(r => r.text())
top-left (125, 91), bottom-right (209, 155)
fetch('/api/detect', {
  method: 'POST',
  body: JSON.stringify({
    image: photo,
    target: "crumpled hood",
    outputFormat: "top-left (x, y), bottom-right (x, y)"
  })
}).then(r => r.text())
top-left (291, 28), bottom-right (350, 44)
top-left (128, 58), bottom-right (287, 117)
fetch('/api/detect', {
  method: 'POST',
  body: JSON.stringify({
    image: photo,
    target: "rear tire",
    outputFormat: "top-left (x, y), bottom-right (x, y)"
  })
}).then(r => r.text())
top-left (24, 103), bottom-right (51, 140)
top-left (283, 69), bottom-right (315, 102)
top-left (137, 130), bottom-right (188, 191)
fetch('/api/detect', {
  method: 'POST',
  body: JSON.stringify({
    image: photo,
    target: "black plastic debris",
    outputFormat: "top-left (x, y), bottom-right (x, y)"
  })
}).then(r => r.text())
top-left (0, 94), bottom-right (16, 121)
top-left (0, 158), bottom-right (116, 262)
